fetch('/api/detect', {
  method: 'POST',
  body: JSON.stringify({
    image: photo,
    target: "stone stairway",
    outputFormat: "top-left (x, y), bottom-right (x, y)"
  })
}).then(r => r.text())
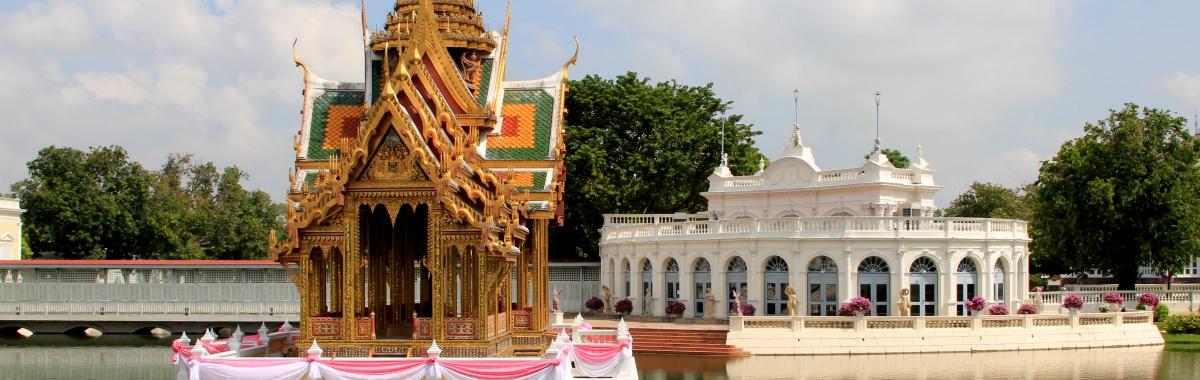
top-left (627, 327), bottom-right (748, 356)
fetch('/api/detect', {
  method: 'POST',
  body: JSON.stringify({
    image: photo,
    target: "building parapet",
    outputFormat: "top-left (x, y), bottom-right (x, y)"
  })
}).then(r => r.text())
top-left (601, 216), bottom-right (1029, 244)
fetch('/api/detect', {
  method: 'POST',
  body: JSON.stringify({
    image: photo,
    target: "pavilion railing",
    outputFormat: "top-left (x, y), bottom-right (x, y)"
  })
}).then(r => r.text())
top-left (602, 216), bottom-right (1029, 243)
top-left (730, 311), bottom-right (1153, 332)
top-left (1034, 290), bottom-right (1199, 313)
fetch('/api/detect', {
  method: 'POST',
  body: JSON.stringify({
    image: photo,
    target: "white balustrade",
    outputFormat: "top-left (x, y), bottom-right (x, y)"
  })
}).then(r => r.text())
top-left (602, 216), bottom-right (1028, 244)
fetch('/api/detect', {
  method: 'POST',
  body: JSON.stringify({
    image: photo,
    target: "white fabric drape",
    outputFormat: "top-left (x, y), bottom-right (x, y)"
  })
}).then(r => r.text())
top-left (191, 361), bottom-right (309, 380)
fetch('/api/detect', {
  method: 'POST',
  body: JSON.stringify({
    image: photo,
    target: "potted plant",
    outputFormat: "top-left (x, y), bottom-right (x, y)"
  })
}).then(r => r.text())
top-left (837, 296), bottom-right (873, 316)
top-left (1062, 293), bottom-right (1083, 314)
top-left (665, 300), bottom-right (686, 317)
top-left (614, 299), bottom-right (633, 315)
top-left (1136, 293), bottom-right (1159, 310)
top-left (585, 297), bottom-right (604, 314)
top-left (739, 303), bottom-right (757, 316)
top-left (988, 304), bottom-right (1010, 315)
top-left (964, 296), bottom-right (987, 316)
top-left (1017, 303), bottom-right (1039, 315)
top-left (1102, 292), bottom-right (1125, 311)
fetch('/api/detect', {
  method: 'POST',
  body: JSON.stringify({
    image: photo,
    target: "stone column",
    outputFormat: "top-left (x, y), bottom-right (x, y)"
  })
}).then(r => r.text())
top-left (747, 266), bottom-right (763, 316)
top-left (892, 256), bottom-right (905, 316)
top-left (790, 255), bottom-right (804, 316)
top-left (843, 252), bottom-right (854, 302)
top-left (632, 264), bottom-right (645, 315)
top-left (680, 263), bottom-right (694, 318)
top-left (942, 251), bottom-right (957, 316)
top-left (652, 267), bottom-right (666, 317)
top-left (713, 265), bottom-right (728, 318)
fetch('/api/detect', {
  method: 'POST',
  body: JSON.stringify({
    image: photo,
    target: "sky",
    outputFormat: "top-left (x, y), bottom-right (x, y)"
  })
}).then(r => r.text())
top-left (1, 0), bottom-right (1199, 206)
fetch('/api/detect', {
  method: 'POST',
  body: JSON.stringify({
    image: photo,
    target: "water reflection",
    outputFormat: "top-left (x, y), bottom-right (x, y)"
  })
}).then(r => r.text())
top-left (639, 346), bottom-right (1200, 380)
top-left (2, 335), bottom-right (1198, 380)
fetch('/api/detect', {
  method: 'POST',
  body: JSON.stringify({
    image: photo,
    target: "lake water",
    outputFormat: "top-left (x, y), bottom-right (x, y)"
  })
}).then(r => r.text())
top-left (2, 335), bottom-right (1198, 379)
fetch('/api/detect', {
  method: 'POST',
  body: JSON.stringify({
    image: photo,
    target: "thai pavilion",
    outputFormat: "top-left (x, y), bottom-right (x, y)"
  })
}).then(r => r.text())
top-left (599, 126), bottom-right (1031, 318)
top-left (271, 0), bottom-right (573, 357)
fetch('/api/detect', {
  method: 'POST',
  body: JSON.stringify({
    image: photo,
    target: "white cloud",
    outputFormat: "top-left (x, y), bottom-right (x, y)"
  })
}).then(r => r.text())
top-left (573, 0), bottom-right (1073, 204)
top-left (0, 0), bottom-right (365, 200)
top-left (1158, 72), bottom-right (1200, 107)
top-left (74, 72), bottom-right (147, 104)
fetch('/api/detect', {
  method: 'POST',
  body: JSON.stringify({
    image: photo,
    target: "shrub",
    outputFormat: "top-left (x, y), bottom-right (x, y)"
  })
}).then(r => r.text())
top-left (614, 299), bottom-right (633, 314)
top-left (1154, 305), bottom-right (1169, 322)
top-left (665, 300), bottom-right (686, 315)
top-left (837, 296), bottom-right (873, 316)
top-left (585, 297), bottom-right (604, 312)
top-left (1163, 314), bottom-right (1200, 334)
top-left (1017, 303), bottom-right (1039, 315)
top-left (1102, 292), bottom-right (1125, 305)
top-left (1062, 293), bottom-right (1084, 310)
top-left (988, 304), bottom-right (1009, 315)
top-left (1098, 303), bottom-right (1113, 313)
top-left (1138, 293), bottom-right (1160, 308)
top-left (739, 303), bottom-right (757, 316)
top-left (964, 296), bottom-right (987, 314)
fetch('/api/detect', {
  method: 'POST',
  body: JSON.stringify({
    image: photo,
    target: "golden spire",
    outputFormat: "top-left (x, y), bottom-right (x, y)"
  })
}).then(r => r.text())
top-left (291, 38), bottom-right (310, 85)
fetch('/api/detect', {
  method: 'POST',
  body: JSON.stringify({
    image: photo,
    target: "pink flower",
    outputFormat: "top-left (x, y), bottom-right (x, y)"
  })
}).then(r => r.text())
top-left (1138, 293), bottom-right (1159, 308)
top-left (1102, 292), bottom-right (1125, 305)
top-left (964, 296), bottom-right (987, 312)
top-left (988, 304), bottom-right (1010, 315)
top-left (1017, 303), bottom-right (1039, 314)
top-left (1062, 293), bottom-right (1083, 309)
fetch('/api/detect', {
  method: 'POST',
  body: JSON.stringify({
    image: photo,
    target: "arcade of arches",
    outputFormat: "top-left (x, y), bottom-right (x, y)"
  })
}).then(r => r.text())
top-left (604, 250), bottom-right (1026, 318)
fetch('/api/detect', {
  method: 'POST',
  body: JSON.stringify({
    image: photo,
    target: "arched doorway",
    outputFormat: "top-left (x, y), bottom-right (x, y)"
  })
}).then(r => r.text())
top-left (807, 256), bottom-right (838, 316)
top-left (693, 258), bottom-right (711, 318)
top-left (993, 260), bottom-right (1006, 307)
top-left (664, 258), bottom-right (680, 301)
top-left (621, 259), bottom-right (631, 298)
top-left (908, 257), bottom-right (938, 316)
top-left (955, 257), bottom-right (979, 316)
top-left (726, 257), bottom-right (747, 314)
top-left (857, 256), bottom-right (890, 316)
top-left (640, 259), bottom-right (653, 313)
top-left (763, 256), bottom-right (789, 315)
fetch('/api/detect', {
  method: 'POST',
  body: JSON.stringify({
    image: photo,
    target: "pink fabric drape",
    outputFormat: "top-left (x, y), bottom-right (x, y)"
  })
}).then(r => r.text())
top-left (319, 359), bottom-right (428, 375)
top-left (437, 358), bottom-right (559, 380)
top-left (570, 343), bottom-right (623, 364)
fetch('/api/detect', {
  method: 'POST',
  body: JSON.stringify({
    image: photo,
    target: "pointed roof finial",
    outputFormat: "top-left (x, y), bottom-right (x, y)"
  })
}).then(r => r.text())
top-left (874, 91), bottom-right (881, 152)
top-left (793, 88), bottom-right (799, 124)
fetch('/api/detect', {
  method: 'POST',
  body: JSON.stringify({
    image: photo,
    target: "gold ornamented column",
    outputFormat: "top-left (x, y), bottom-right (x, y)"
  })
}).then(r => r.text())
top-left (429, 207), bottom-right (445, 341)
top-left (532, 219), bottom-right (549, 330)
top-left (342, 206), bottom-right (360, 341)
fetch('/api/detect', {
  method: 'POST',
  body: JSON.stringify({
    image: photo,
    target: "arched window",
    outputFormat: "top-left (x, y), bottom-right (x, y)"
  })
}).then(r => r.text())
top-left (727, 256), bottom-right (748, 314)
top-left (665, 258), bottom-right (680, 300)
top-left (766, 256), bottom-right (789, 272)
top-left (693, 258), bottom-right (712, 317)
top-left (909, 257), bottom-right (937, 273)
top-left (764, 256), bottom-right (790, 315)
top-left (857, 256), bottom-right (890, 315)
top-left (808, 256), bottom-right (837, 273)
top-left (807, 256), bottom-right (838, 316)
top-left (908, 257), bottom-right (938, 316)
top-left (956, 259), bottom-right (978, 273)
top-left (955, 257), bottom-right (979, 316)
top-left (858, 256), bottom-right (890, 273)
top-left (993, 260), bottom-right (1006, 304)
top-left (728, 257), bottom-right (747, 272)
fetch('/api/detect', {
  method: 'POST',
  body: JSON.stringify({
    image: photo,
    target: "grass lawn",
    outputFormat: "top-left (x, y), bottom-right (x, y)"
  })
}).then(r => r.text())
top-left (1162, 333), bottom-right (1200, 351)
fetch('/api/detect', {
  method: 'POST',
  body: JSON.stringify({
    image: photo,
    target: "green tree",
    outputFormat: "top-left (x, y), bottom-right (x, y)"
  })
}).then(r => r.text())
top-left (554, 72), bottom-right (763, 259)
top-left (12, 146), bottom-right (154, 259)
top-left (865, 148), bottom-right (910, 168)
top-left (944, 182), bottom-right (1031, 220)
top-left (1030, 104), bottom-right (1200, 289)
top-left (13, 148), bottom-right (284, 260)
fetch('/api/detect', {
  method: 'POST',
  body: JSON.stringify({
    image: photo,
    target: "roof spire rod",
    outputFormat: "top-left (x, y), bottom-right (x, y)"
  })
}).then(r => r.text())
top-left (873, 91), bottom-right (881, 152)
top-left (793, 88), bottom-right (799, 124)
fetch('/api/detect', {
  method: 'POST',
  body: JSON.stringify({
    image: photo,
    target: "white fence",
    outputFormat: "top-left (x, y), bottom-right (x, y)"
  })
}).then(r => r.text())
top-left (1035, 290), bottom-right (1199, 313)
top-left (601, 216), bottom-right (1029, 243)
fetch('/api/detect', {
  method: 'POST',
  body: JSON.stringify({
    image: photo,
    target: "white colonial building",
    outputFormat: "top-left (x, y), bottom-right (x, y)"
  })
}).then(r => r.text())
top-left (0, 197), bottom-right (23, 261)
top-left (599, 125), bottom-right (1030, 318)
